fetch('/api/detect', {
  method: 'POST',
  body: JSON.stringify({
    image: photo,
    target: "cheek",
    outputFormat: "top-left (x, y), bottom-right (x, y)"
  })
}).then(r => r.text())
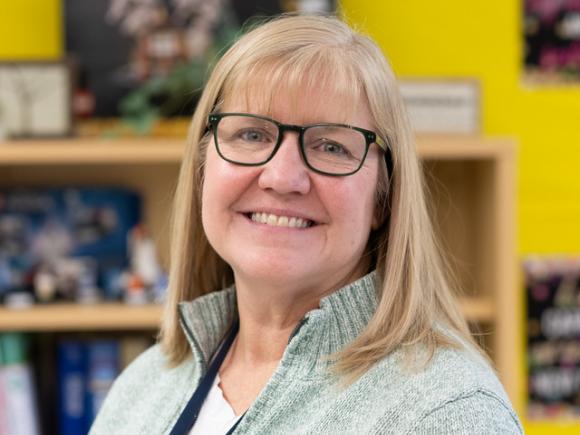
top-left (202, 146), bottom-right (238, 203)
top-left (324, 178), bottom-right (376, 243)
top-left (201, 147), bottom-right (256, 227)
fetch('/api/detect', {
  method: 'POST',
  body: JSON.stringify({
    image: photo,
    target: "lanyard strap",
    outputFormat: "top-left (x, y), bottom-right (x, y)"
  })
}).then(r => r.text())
top-left (170, 320), bottom-right (240, 435)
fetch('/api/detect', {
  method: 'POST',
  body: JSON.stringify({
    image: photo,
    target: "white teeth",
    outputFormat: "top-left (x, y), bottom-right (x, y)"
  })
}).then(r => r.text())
top-left (267, 214), bottom-right (278, 226)
top-left (250, 213), bottom-right (311, 228)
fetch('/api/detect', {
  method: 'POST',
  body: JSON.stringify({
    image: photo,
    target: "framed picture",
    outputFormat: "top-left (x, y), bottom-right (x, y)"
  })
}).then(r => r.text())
top-left (64, 0), bottom-right (336, 132)
top-left (398, 79), bottom-right (480, 134)
top-left (524, 0), bottom-right (580, 84)
top-left (524, 257), bottom-right (580, 420)
top-left (0, 61), bottom-right (73, 138)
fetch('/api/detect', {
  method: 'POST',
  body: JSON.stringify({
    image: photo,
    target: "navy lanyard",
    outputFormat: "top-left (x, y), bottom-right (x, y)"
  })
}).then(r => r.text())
top-left (170, 321), bottom-right (243, 435)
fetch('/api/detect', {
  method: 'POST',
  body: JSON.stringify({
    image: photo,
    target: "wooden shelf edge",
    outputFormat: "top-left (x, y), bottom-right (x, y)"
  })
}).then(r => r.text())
top-left (459, 297), bottom-right (495, 323)
top-left (0, 139), bottom-right (185, 165)
top-left (0, 303), bottom-right (163, 332)
top-left (417, 134), bottom-right (515, 159)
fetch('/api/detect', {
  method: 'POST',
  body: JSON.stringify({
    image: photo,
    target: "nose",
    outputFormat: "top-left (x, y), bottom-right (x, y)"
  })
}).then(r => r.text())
top-left (257, 132), bottom-right (311, 195)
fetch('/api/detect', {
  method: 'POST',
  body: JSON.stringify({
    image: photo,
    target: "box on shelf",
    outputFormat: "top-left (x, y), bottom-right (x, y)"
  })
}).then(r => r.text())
top-left (0, 187), bottom-right (168, 305)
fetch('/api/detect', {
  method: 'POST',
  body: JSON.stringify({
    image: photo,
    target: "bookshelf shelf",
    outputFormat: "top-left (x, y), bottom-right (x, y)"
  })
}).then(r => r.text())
top-left (416, 134), bottom-right (513, 159)
top-left (459, 297), bottom-right (495, 323)
top-left (0, 303), bottom-right (162, 331)
top-left (0, 139), bottom-right (184, 165)
top-left (0, 135), bottom-right (518, 403)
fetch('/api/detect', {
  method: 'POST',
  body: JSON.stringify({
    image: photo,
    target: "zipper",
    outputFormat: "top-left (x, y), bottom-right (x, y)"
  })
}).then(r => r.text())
top-left (178, 307), bottom-right (208, 371)
top-left (288, 317), bottom-right (309, 343)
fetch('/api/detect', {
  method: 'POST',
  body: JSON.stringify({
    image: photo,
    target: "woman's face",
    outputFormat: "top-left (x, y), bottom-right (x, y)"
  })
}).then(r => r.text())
top-left (201, 85), bottom-right (381, 297)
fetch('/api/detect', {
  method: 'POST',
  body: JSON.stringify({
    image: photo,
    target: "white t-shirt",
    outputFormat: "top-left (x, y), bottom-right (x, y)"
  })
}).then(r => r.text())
top-left (188, 374), bottom-right (242, 435)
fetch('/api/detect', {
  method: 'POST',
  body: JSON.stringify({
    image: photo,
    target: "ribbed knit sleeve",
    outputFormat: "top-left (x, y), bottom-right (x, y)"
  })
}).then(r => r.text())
top-left (407, 391), bottom-right (523, 435)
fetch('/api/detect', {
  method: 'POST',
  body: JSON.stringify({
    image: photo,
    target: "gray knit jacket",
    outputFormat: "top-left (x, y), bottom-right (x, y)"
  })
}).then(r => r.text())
top-left (90, 272), bottom-right (523, 434)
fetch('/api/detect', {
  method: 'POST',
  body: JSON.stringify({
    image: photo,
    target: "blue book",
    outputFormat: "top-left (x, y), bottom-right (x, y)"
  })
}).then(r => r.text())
top-left (85, 341), bottom-right (120, 427)
top-left (57, 341), bottom-right (87, 435)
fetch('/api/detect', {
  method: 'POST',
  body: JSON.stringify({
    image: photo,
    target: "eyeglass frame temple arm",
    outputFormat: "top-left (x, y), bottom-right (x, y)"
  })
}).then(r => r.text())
top-left (375, 136), bottom-right (394, 184)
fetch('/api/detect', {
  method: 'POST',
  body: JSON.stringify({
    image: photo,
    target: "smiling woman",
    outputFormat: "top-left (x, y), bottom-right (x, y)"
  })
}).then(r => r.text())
top-left (90, 15), bottom-right (523, 435)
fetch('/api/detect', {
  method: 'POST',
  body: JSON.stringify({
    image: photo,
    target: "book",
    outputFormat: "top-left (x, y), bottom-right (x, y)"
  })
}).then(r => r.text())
top-left (57, 339), bottom-right (121, 432)
top-left (85, 341), bottom-right (119, 425)
top-left (0, 333), bottom-right (40, 435)
top-left (57, 341), bottom-right (87, 435)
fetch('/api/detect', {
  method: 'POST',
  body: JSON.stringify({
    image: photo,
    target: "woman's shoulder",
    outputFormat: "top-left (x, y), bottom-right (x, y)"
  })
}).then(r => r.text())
top-left (369, 344), bottom-right (511, 406)
top-left (362, 344), bottom-right (523, 433)
top-left (90, 344), bottom-right (199, 434)
top-left (107, 344), bottom-right (169, 393)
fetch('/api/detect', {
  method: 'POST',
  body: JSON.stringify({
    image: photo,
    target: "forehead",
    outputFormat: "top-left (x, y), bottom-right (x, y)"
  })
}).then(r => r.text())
top-left (221, 87), bottom-right (362, 126)
top-left (219, 58), bottom-right (373, 128)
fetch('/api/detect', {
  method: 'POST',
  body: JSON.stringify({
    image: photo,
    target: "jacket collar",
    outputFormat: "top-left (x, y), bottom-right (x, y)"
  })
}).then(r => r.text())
top-left (178, 271), bottom-right (378, 375)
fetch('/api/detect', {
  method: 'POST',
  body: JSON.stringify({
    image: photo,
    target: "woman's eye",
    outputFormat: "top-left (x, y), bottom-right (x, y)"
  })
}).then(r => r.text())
top-left (318, 141), bottom-right (350, 156)
top-left (239, 129), bottom-right (268, 142)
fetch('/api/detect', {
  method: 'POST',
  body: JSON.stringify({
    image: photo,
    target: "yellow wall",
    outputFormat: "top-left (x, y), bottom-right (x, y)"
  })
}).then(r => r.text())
top-left (0, 0), bottom-right (61, 59)
top-left (340, 1), bottom-right (580, 433)
top-left (341, 0), bottom-right (580, 255)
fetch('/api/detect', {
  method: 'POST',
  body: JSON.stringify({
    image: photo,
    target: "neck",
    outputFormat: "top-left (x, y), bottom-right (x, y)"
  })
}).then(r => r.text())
top-left (232, 283), bottom-right (317, 365)
top-left (230, 260), bottom-right (370, 365)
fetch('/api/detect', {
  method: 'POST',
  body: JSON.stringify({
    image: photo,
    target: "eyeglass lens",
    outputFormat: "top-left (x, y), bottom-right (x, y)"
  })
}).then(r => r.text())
top-left (215, 115), bottom-right (367, 175)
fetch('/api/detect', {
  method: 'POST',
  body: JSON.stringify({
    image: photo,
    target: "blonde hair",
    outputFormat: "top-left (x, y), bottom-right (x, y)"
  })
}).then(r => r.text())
top-left (160, 14), bottom-right (480, 382)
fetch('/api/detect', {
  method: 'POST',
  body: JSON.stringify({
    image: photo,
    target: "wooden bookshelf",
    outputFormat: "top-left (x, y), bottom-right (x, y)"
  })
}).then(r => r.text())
top-left (0, 138), bottom-right (184, 164)
top-left (0, 303), bottom-right (162, 331)
top-left (0, 135), bottom-right (518, 402)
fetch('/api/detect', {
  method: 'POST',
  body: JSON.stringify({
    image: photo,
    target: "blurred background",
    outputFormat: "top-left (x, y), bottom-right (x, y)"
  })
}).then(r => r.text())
top-left (0, 0), bottom-right (579, 434)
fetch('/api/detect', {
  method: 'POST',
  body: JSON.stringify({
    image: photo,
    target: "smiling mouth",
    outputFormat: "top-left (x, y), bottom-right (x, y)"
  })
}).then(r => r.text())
top-left (245, 212), bottom-right (315, 228)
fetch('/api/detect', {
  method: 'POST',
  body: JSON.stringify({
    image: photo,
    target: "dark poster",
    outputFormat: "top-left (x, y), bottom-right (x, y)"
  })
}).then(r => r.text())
top-left (524, 0), bottom-right (580, 84)
top-left (64, 0), bottom-right (335, 127)
top-left (525, 258), bottom-right (580, 420)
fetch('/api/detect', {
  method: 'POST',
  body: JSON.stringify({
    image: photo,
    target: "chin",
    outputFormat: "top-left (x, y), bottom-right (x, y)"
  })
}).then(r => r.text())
top-left (234, 260), bottom-right (312, 285)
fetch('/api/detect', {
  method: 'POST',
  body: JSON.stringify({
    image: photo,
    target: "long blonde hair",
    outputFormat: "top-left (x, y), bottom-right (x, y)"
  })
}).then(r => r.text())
top-left (160, 14), bottom-right (479, 382)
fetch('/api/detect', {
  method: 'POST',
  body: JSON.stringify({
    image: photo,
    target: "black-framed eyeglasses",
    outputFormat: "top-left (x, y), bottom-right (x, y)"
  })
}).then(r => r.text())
top-left (207, 112), bottom-right (392, 177)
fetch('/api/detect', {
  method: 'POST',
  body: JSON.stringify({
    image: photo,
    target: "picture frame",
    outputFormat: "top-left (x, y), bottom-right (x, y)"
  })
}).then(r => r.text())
top-left (63, 0), bottom-right (335, 133)
top-left (524, 0), bottom-right (580, 85)
top-left (62, 0), bottom-right (288, 120)
top-left (0, 61), bottom-right (73, 139)
top-left (524, 256), bottom-right (580, 420)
